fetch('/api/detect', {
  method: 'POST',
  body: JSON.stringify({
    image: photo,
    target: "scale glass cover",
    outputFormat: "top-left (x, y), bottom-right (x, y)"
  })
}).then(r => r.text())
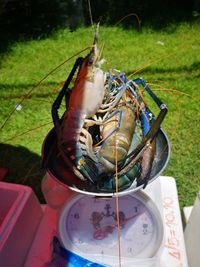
top-left (58, 191), bottom-right (163, 266)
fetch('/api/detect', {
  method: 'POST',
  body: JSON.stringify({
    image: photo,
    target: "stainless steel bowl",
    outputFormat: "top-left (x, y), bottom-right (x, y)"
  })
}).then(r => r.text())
top-left (42, 127), bottom-right (170, 197)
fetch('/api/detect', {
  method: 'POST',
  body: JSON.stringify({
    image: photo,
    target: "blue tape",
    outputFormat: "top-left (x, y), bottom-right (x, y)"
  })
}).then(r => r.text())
top-left (141, 110), bottom-right (150, 137)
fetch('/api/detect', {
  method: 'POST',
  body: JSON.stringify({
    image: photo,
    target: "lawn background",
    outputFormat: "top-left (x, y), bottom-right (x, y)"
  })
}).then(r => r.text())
top-left (0, 23), bottom-right (199, 207)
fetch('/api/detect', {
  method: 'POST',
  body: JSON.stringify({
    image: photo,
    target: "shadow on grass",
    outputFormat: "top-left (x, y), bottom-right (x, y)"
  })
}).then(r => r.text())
top-left (126, 60), bottom-right (200, 76)
top-left (0, 0), bottom-right (83, 55)
top-left (0, 0), bottom-right (197, 56)
top-left (0, 143), bottom-right (45, 203)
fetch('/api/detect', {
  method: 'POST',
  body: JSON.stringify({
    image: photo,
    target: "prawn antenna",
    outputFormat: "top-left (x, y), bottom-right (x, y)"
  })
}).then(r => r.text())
top-left (87, 0), bottom-right (94, 28)
top-left (93, 22), bottom-right (100, 46)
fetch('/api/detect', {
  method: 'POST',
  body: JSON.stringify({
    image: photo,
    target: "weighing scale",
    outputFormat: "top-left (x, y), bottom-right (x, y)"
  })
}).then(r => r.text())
top-left (58, 191), bottom-right (164, 266)
top-left (22, 175), bottom-right (188, 267)
top-left (31, 127), bottom-right (183, 267)
top-left (28, 84), bottom-right (189, 267)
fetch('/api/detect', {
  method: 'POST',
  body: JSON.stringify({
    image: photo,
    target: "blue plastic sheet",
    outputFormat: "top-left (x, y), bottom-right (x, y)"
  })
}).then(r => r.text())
top-left (45, 236), bottom-right (105, 267)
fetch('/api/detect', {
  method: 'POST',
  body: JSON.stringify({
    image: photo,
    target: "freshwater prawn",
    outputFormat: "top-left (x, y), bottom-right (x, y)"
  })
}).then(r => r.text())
top-left (37, 22), bottom-right (169, 194)
top-left (0, 22), bottom-right (193, 194)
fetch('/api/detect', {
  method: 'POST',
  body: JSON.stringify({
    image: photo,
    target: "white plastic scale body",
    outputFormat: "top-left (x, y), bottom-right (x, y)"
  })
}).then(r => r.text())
top-left (57, 177), bottom-right (188, 267)
top-left (40, 128), bottom-right (188, 267)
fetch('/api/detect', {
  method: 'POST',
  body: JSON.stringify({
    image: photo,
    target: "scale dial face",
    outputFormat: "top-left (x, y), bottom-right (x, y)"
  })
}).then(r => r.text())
top-left (58, 192), bottom-right (163, 260)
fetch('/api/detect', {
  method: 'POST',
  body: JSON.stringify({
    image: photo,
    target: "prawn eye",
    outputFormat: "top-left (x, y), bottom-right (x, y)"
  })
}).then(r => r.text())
top-left (87, 52), bottom-right (95, 65)
top-left (88, 59), bottom-right (93, 65)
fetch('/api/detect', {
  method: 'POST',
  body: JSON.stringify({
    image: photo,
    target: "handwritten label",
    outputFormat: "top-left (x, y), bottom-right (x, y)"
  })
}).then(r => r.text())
top-left (163, 196), bottom-right (183, 266)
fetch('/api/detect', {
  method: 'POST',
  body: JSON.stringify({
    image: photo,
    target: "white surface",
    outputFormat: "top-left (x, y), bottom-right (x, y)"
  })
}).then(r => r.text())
top-left (183, 206), bottom-right (193, 224)
top-left (184, 192), bottom-right (200, 267)
top-left (24, 206), bottom-right (58, 267)
top-left (145, 176), bottom-right (188, 267)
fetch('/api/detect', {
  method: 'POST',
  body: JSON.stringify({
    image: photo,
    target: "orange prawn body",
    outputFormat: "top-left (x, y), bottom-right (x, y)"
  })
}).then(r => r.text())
top-left (60, 55), bottom-right (105, 150)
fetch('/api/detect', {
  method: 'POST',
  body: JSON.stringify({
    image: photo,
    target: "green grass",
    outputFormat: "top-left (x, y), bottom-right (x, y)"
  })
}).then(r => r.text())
top-left (0, 23), bottom-right (200, 207)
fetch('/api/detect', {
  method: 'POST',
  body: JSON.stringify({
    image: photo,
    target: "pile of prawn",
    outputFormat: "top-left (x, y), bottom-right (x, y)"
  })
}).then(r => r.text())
top-left (43, 23), bottom-right (168, 193)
